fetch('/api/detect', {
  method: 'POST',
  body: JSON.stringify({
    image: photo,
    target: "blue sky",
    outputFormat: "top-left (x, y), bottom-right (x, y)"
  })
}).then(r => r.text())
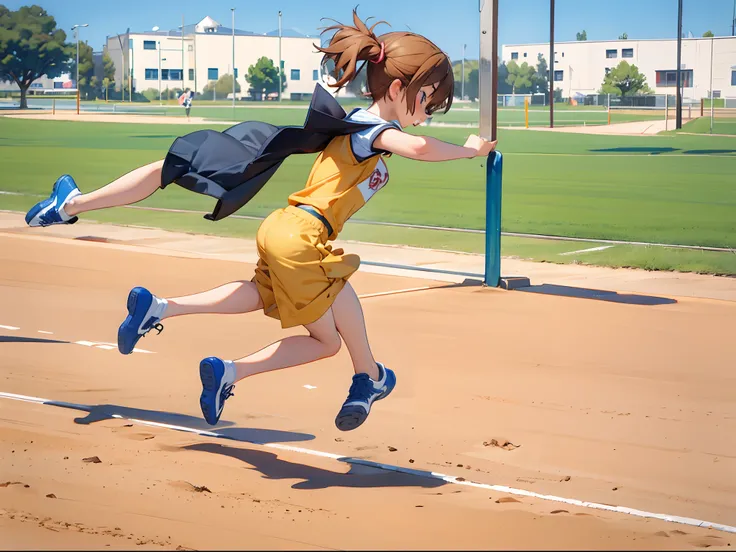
top-left (6, 0), bottom-right (735, 60)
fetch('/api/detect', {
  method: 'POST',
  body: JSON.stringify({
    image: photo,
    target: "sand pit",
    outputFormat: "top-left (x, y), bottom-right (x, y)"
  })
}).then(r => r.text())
top-left (1, 222), bottom-right (735, 549)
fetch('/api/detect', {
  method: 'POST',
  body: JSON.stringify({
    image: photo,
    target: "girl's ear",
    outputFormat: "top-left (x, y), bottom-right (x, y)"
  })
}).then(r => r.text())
top-left (388, 78), bottom-right (404, 102)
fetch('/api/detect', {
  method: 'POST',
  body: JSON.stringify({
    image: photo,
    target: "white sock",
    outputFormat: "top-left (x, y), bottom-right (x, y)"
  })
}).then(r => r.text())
top-left (151, 296), bottom-right (169, 320)
top-left (223, 360), bottom-right (237, 384)
top-left (59, 190), bottom-right (81, 221)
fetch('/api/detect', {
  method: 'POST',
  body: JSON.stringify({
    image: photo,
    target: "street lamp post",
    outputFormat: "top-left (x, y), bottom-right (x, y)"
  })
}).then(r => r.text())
top-left (278, 11), bottom-right (282, 102)
top-left (71, 24), bottom-right (89, 90)
top-left (461, 43), bottom-right (466, 100)
top-left (232, 8), bottom-right (236, 107)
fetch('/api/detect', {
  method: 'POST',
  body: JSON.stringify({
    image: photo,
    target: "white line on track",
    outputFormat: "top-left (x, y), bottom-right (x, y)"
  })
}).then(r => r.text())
top-left (0, 325), bottom-right (20, 330)
top-left (0, 390), bottom-right (733, 535)
top-left (559, 245), bottom-right (615, 256)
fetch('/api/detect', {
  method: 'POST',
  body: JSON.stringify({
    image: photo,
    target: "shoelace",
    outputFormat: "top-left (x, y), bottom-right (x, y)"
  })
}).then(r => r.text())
top-left (141, 323), bottom-right (164, 339)
top-left (221, 384), bottom-right (235, 402)
top-left (346, 374), bottom-right (374, 402)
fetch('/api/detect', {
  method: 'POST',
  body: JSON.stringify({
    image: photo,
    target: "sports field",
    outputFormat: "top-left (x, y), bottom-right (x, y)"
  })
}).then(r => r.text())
top-left (0, 111), bottom-right (734, 275)
top-left (2, 109), bottom-right (736, 550)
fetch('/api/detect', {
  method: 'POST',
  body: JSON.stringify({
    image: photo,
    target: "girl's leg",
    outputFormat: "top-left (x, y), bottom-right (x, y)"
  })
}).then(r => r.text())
top-left (231, 308), bottom-right (342, 381)
top-left (118, 280), bottom-right (264, 355)
top-left (163, 280), bottom-right (264, 318)
top-left (64, 159), bottom-right (164, 217)
top-left (330, 282), bottom-right (380, 380)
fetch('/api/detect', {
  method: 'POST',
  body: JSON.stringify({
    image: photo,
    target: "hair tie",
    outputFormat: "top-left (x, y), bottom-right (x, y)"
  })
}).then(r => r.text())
top-left (370, 42), bottom-right (385, 64)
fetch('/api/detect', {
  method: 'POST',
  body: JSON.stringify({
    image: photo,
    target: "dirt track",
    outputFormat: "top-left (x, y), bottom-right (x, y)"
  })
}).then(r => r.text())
top-left (1, 225), bottom-right (735, 549)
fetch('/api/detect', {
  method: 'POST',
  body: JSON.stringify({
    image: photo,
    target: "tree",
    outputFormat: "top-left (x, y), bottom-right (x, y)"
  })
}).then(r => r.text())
top-left (532, 54), bottom-right (549, 94)
top-left (576, 30), bottom-right (587, 41)
top-left (451, 59), bottom-right (479, 99)
top-left (497, 62), bottom-right (512, 95)
top-left (99, 51), bottom-right (114, 98)
top-left (619, 32), bottom-right (628, 40)
top-left (69, 41), bottom-right (95, 100)
top-left (466, 67), bottom-right (479, 101)
top-left (201, 73), bottom-right (241, 100)
top-left (245, 56), bottom-right (285, 100)
top-left (702, 30), bottom-right (714, 37)
top-left (0, 5), bottom-right (72, 109)
top-left (600, 60), bottom-right (652, 96)
top-left (505, 60), bottom-right (535, 94)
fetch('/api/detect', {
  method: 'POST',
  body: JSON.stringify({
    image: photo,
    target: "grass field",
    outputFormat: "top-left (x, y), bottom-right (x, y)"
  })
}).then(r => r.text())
top-left (676, 115), bottom-right (736, 136)
top-left (1, 113), bottom-right (734, 275)
top-left (4, 96), bottom-right (672, 128)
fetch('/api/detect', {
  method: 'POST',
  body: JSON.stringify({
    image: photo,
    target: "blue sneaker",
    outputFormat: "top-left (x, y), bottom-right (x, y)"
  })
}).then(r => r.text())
top-left (335, 362), bottom-right (396, 431)
top-left (25, 175), bottom-right (81, 227)
top-left (199, 357), bottom-right (236, 426)
top-left (117, 287), bottom-right (166, 355)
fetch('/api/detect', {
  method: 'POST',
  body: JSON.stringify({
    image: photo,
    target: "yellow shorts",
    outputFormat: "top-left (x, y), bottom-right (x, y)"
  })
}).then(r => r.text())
top-left (253, 205), bottom-right (360, 329)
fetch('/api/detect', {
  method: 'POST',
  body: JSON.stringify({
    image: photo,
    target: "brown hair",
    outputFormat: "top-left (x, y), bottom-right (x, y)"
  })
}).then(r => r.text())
top-left (315, 9), bottom-right (454, 115)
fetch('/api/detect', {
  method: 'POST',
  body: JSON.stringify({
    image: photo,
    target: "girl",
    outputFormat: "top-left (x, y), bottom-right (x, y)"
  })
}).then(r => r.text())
top-left (25, 10), bottom-right (497, 431)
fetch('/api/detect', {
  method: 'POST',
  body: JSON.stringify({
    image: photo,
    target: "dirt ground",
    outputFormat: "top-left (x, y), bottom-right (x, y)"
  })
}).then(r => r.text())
top-left (1, 224), bottom-right (735, 550)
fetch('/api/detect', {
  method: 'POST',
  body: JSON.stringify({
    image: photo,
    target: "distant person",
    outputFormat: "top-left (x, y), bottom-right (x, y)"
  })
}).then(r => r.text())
top-left (178, 89), bottom-right (194, 121)
top-left (24, 9), bottom-right (496, 431)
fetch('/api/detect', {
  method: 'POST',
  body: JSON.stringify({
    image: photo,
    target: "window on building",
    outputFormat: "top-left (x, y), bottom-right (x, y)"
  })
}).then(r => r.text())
top-left (732, 70), bottom-right (736, 86)
top-left (606, 49), bottom-right (617, 59)
top-left (161, 69), bottom-right (169, 80)
top-left (655, 69), bottom-right (693, 88)
top-left (207, 68), bottom-right (218, 80)
top-left (313, 69), bottom-right (319, 80)
top-left (30, 82), bottom-right (43, 88)
top-left (280, 60), bottom-right (284, 69)
top-left (291, 69), bottom-right (300, 80)
top-left (53, 82), bottom-right (64, 89)
top-left (605, 67), bottom-right (611, 75)
top-left (554, 70), bottom-right (564, 81)
top-left (623, 48), bottom-right (634, 58)
top-left (523, 52), bottom-right (527, 58)
top-left (511, 52), bottom-right (518, 60)
top-left (562, 52), bottom-right (565, 57)
top-left (143, 40), bottom-right (156, 50)
top-left (189, 69), bottom-right (195, 80)
top-left (168, 69), bottom-right (182, 81)
top-left (188, 45), bottom-right (193, 51)
top-left (234, 68), bottom-right (238, 78)
top-left (145, 68), bottom-right (158, 80)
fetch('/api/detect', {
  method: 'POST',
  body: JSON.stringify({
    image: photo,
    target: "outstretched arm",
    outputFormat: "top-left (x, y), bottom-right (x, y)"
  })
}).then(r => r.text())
top-left (373, 128), bottom-right (497, 162)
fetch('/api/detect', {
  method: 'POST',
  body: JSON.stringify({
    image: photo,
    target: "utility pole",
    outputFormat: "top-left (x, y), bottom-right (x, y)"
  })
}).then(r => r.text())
top-left (461, 43), bottom-right (466, 100)
top-left (676, 0), bottom-right (683, 129)
top-left (278, 11), bottom-right (283, 102)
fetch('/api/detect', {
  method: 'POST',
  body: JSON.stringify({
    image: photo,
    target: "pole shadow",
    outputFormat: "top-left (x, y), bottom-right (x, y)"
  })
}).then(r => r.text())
top-left (182, 442), bottom-right (446, 491)
top-left (516, 284), bottom-right (677, 305)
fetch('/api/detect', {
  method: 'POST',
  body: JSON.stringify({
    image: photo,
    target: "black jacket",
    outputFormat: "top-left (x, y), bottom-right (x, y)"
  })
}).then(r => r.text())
top-left (161, 84), bottom-right (376, 221)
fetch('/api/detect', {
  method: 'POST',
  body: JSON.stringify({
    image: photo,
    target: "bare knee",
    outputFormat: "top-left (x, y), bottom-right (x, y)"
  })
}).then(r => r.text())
top-left (317, 333), bottom-right (342, 358)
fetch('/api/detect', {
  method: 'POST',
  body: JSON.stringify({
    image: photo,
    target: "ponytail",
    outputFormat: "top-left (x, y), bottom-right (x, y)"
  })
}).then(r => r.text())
top-left (315, 8), bottom-right (454, 115)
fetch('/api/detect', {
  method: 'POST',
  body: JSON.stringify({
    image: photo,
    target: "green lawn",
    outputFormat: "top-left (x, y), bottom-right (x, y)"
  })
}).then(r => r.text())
top-left (1, 114), bottom-right (734, 274)
top-left (675, 116), bottom-right (736, 136)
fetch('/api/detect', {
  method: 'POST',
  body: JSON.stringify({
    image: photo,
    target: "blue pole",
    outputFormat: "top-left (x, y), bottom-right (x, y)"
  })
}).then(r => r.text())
top-left (484, 151), bottom-right (503, 287)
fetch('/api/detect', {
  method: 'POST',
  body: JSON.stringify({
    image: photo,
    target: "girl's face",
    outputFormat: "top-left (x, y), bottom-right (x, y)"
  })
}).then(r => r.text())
top-left (388, 79), bottom-right (440, 128)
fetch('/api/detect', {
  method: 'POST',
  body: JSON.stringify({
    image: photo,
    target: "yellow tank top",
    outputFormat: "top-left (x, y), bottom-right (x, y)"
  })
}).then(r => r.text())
top-left (287, 132), bottom-right (390, 239)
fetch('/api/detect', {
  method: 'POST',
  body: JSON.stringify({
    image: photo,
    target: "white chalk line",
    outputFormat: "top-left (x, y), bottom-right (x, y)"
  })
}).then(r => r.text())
top-left (0, 324), bottom-right (20, 330)
top-left (0, 391), bottom-right (733, 534)
top-left (559, 245), bottom-right (616, 256)
top-left (357, 286), bottom-right (435, 299)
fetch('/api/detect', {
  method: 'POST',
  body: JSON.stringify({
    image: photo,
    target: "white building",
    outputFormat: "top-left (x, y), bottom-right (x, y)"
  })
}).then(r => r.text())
top-left (501, 36), bottom-right (736, 101)
top-left (106, 16), bottom-right (328, 100)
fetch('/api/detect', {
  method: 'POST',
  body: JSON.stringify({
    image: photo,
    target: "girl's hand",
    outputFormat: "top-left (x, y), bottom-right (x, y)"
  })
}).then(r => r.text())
top-left (463, 135), bottom-right (498, 157)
